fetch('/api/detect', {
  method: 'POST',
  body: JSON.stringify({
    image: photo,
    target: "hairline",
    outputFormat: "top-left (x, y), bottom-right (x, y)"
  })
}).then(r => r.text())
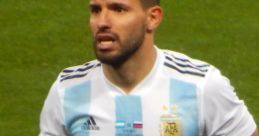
top-left (140, 0), bottom-right (160, 9)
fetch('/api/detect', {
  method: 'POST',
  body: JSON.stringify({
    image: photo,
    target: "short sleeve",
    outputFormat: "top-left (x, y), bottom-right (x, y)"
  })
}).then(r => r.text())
top-left (203, 68), bottom-right (257, 136)
top-left (39, 80), bottom-right (68, 136)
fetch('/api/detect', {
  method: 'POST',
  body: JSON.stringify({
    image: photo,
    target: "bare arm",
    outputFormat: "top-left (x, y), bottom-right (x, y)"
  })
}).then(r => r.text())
top-left (252, 129), bottom-right (258, 136)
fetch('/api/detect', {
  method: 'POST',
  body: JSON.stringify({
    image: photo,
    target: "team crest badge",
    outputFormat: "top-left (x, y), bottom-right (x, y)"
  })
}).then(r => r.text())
top-left (160, 105), bottom-right (182, 136)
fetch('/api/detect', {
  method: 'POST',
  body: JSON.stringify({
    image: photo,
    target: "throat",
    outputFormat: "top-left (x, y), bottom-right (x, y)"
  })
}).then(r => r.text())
top-left (103, 64), bottom-right (144, 93)
top-left (102, 47), bottom-right (157, 94)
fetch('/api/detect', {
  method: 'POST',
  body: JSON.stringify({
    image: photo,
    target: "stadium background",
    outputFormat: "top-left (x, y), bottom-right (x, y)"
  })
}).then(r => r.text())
top-left (0, 0), bottom-right (258, 135)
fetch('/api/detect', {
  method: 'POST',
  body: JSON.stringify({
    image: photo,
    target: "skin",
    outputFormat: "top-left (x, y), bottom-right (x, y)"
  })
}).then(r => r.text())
top-left (89, 0), bottom-right (162, 92)
top-left (252, 130), bottom-right (259, 136)
top-left (89, 0), bottom-right (259, 135)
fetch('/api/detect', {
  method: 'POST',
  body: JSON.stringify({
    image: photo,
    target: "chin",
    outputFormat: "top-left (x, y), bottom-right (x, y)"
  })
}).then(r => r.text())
top-left (96, 54), bottom-right (128, 66)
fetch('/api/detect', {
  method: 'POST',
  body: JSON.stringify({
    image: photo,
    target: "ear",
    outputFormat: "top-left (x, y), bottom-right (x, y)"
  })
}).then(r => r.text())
top-left (146, 6), bottom-right (163, 33)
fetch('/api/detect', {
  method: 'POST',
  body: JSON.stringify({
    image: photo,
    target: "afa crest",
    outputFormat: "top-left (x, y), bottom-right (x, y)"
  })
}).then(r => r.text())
top-left (160, 105), bottom-right (182, 136)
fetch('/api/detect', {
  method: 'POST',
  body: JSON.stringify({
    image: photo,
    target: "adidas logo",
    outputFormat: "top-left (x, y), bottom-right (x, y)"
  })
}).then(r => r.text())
top-left (81, 116), bottom-right (100, 131)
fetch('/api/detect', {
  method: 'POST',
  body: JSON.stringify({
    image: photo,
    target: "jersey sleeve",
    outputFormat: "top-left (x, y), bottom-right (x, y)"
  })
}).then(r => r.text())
top-left (39, 80), bottom-right (68, 136)
top-left (203, 68), bottom-right (257, 136)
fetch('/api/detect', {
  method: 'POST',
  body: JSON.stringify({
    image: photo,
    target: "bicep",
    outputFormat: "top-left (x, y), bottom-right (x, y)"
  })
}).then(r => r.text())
top-left (252, 130), bottom-right (259, 136)
top-left (39, 81), bottom-right (67, 136)
top-left (203, 68), bottom-right (257, 136)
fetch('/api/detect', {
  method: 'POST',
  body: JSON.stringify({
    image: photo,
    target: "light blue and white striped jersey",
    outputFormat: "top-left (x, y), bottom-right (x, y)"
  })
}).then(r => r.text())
top-left (40, 48), bottom-right (256, 136)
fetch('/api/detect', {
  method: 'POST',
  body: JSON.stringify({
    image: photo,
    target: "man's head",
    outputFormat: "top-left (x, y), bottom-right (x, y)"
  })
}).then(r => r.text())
top-left (89, 0), bottom-right (163, 66)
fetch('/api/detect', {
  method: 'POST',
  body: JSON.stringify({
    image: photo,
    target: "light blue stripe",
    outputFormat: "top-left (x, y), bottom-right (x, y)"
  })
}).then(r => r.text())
top-left (63, 81), bottom-right (91, 136)
top-left (115, 96), bottom-right (143, 136)
top-left (170, 79), bottom-right (199, 136)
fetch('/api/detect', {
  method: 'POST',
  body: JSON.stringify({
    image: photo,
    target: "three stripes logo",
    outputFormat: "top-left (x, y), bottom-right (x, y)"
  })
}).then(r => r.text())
top-left (81, 116), bottom-right (100, 131)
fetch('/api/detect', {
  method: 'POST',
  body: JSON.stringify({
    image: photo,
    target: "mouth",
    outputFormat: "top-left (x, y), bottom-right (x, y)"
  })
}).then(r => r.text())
top-left (95, 33), bottom-right (117, 50)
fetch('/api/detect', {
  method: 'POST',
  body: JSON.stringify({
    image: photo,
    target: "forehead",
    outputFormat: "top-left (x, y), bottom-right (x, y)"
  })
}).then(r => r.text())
top-left (89, 0), bottom-right (141, 6)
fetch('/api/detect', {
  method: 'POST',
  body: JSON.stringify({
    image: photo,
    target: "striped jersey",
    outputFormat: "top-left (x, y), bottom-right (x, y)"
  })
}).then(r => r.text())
top-left (39, 47), bottom-right (256, 136)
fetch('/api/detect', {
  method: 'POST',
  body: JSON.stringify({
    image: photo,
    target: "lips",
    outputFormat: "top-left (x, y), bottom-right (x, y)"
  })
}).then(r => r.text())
top-left (95, 33), bottom-right (117, 51)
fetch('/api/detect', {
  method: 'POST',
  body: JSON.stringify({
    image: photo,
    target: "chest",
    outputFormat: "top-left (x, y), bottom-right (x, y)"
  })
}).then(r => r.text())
top-left (62, 79), bottom-right (201, 136)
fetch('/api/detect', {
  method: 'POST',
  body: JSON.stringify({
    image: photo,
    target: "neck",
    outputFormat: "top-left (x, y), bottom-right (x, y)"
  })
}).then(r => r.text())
top-left (102, 39), bottom-right (157, 93)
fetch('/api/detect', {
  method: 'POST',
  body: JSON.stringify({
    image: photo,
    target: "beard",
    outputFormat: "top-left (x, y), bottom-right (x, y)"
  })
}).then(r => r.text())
top-left (93, 25), bottom-right (146, 67)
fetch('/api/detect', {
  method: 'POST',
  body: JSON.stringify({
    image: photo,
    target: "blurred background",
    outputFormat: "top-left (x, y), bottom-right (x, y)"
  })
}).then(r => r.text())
top-left (0, 0), bottom-right (258, 135)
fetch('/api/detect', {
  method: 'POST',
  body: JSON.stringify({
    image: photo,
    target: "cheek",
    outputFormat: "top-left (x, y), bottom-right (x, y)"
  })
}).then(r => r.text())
top-left (124, 15), bottom-right (145, 27)
top-left (117, 16), bottom-right (146, 35)
top-left (89, 19), bottom-right (97, 34)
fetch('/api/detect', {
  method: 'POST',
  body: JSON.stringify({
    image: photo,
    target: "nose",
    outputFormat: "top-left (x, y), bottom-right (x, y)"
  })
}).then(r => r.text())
top-left (97, 10), bottom-right (111, 31)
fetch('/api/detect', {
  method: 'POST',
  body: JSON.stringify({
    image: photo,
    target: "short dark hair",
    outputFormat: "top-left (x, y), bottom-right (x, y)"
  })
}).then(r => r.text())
top-left (140, 0), bottom-right (160, 9)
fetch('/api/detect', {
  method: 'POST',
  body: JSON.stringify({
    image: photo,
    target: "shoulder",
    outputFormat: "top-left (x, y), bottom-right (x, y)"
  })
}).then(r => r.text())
top-left (58, 60), bottom-right (101, 83)
top-left (201, 64), bottom-right (257, 135)
top-left (160, 49), bottom-right (233, 95)
top-left (160, 49), bottom-right (212, 82)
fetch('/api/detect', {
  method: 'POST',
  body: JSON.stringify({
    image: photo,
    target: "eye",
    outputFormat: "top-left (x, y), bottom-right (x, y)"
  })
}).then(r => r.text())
top-left (111, 3), bottom-right (127, 13)
top-left (113, 7), bottom-right (125, 13)
top-left (89, 5), bottom-right (101, 14)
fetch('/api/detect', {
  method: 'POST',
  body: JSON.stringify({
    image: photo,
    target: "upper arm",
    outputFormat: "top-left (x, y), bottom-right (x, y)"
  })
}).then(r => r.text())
top-left (39, 81), bottom-right (67, 136)
top-left (203, 68), bottom-right (257, 136)
top-left (252, 130), bottom-right (259, 136)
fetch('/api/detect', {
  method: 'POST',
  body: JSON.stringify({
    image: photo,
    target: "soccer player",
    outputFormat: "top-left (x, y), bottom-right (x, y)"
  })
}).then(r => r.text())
top-left (39, 0), bottom-right (258, 135)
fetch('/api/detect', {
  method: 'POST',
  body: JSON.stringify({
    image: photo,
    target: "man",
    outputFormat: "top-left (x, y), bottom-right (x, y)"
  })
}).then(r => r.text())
top-left (39, 0), bottom-right (258, 135)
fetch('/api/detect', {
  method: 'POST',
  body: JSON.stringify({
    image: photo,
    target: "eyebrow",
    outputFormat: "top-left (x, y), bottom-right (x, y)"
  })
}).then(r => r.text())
top-left (89, 1), bottom-right (131, 10)
top-left (107, 2), bottom-right (130, 10)
top-left (89, 3), bottom-right (100, 9)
